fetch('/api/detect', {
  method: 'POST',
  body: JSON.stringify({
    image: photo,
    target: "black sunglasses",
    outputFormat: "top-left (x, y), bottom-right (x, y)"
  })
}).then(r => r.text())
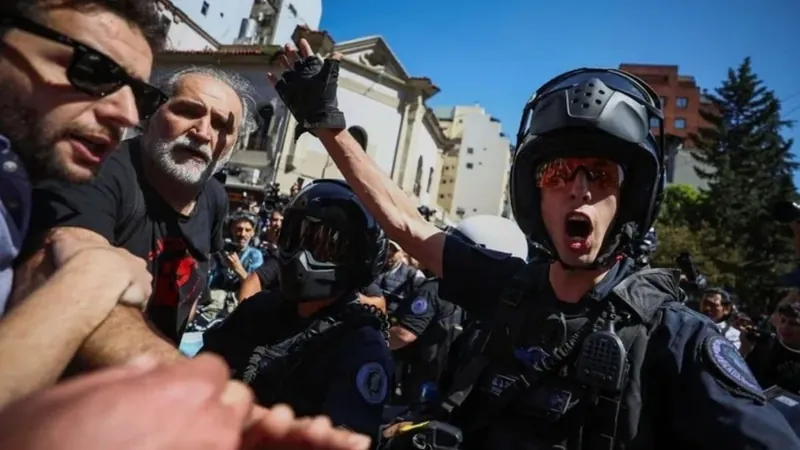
top-left (0, 14), bottom-right (167, 121)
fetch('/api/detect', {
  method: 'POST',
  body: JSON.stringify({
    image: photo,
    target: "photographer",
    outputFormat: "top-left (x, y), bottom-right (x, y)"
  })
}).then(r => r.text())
top-left (202, 211), bottom-right (264, 323)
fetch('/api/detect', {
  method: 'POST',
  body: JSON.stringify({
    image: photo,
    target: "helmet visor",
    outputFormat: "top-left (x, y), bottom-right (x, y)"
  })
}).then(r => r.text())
top-left (537, 69), bottom-right (661, 111)
top-left (517, 69), bottom-right (664, 153)
top-left (278, 210), bottom-right (355, 265)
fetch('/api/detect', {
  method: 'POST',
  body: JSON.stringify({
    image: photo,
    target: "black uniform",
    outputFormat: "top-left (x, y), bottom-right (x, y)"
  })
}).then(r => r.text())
top-left (383, 68), bottom-right (800, 449)
top-left (393, 278), bottom-right (463, 401)
top-left (201, 179), bottom-right (394, 440)
top-left (202, 288), bottom-right (392, 437)
top-left (433, 236), bottom-right (800, 449)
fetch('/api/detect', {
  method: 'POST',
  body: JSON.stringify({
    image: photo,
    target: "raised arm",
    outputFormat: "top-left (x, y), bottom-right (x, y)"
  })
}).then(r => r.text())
top-left (317, 129), bottom-right (446, 277)
top-left (269, 40), bottom-right (446, 277)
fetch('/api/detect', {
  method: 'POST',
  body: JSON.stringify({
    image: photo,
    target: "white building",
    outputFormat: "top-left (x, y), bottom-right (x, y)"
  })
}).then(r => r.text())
top-left (235, 0), bottom-right (323, 46)
top-left (434, 106), bottom-right (512, 221)
top-left (283, 32), bottom-right (451, 211)
top-left (154, 28), bottom-right (453, 213)
top-left (165, 0), bottom-right (254, 44)
top-left (157, 0), bottom-right (220, 51)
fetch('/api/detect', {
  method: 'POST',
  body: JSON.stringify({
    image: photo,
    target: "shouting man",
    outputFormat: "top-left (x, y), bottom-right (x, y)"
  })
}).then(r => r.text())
top-left (14, 66), bottom-right (257, 366)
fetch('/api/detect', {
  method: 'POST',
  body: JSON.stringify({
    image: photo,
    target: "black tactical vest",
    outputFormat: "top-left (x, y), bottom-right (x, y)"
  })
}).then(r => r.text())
top-left (240, 303), bottom-right (389, 411)
top-left (440, 263), bottom-right (680, 450)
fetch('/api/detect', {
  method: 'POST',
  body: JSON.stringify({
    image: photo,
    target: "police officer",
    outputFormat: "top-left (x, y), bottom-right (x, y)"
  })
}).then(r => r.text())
top-left (266, 38), bottom-right (800, 449)
top-left (201, 179), bottom-right (393, 441)
top-left (377, 241), bottom-right (425, 311)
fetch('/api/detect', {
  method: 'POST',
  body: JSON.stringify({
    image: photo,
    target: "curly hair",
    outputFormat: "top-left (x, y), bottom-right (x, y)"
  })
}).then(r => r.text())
top-left (3, 0), bottom-right (167, 51)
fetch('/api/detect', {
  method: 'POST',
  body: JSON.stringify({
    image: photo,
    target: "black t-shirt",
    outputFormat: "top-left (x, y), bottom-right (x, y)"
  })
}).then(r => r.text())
top-left (747, 339), bottom-right (800, 394)
top-left (29, 138), bottom-right (228, 342)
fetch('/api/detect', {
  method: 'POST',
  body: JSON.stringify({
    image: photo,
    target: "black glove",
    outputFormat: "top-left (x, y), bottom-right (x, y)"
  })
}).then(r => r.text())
top-left (274, 55), bottom-right (346, 137)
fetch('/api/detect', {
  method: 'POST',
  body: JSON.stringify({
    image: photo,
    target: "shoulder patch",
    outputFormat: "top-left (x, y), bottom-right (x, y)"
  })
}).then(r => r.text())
top-left (355, 362), bottom-right (388, 405)
top-left (704, 335), bottom-right (763, 397)
top-left (411, 297), bottom-right (429, 315)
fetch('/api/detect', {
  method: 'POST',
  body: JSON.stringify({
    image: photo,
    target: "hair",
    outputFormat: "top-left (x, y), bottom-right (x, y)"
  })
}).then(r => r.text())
top-left (703, 287), bottom-right (732, 305)
top-left (153, 66), bottom-right (258, 143)
top-left (4, 0), bottom-right (167, 51)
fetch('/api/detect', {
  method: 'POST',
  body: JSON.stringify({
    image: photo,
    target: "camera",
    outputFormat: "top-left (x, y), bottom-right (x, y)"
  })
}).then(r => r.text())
top-left (222, 241), bottom-right (238, 254)
top-left (262, 182), bottom-right (289, 213)
top-left (773, 201), bottom-right (800, 223)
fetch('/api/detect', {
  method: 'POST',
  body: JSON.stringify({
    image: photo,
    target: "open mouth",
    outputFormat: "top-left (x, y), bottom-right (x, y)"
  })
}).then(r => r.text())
top-left (565, 212), bottom-right (593, 242)
top-left (175, 144), bottom-right (210, 163)
top-left (69, 134), bottom-right (113, 159)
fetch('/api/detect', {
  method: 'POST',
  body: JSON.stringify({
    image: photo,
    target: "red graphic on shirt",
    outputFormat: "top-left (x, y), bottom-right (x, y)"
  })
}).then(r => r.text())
top-left (148, 237), bottom-right (201, 308)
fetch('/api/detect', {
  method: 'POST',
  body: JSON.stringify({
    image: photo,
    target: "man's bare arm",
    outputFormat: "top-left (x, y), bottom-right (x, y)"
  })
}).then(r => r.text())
top-left (77, 305), bottom-right (183, 368)
top-left (317, 129), bottom-right (446, 277)
top-left (0, 253), bottom-right (129, 407)
top-left (11, 227), bottom-right (182, 368)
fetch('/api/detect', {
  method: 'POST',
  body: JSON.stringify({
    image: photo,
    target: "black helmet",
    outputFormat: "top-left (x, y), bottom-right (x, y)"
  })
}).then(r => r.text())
top-left (510, 68), bottom-right (666, 267)
top-left (276, 179), bottom-right (388, 302)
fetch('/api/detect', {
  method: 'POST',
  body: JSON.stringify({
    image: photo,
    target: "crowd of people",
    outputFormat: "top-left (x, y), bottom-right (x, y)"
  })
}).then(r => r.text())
top-left (3, 1), bottom-right (800, 449)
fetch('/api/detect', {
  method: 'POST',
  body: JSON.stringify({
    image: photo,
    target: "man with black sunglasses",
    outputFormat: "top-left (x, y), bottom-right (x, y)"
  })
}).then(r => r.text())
top-left (0, 0), bottom-right (165, 395)
top-left (14, 65), bottom-right (257, 365)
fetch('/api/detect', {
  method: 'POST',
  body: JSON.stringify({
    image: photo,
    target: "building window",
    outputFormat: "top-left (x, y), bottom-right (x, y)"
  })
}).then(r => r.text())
top-left (201, 1), bottom-right (209, 16)
top-left (413, 156), bottom-right (423, 197)
top-left (348, 126), bottom-right (368, 151)
top-left (246, 104), bottom-right (274, 151)
top-left (426, 167), bottom-right (434, 193)
top-left (649, 117), bottom-right (660, 128)
top-left (466, 163), bottom-right (474, 169)
top-left (674, 118), bottom-right (686, 129)
top-left (676, 97), bottom-right (688, 109)
top-left (467, 147), bottom-right (474, 154)
top-left (659, 96), bottom-right (667, 109)
top-left (288, 3), bottom-right (298, 16)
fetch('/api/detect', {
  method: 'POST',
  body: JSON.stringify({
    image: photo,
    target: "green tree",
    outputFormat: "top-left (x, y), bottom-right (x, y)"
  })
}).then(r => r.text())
top-left (658, 184), bottom-right (706, 228)
top-left (689, 57), bottom-right (797, 311)
top-left (651, 223), bottom-right (737, 289)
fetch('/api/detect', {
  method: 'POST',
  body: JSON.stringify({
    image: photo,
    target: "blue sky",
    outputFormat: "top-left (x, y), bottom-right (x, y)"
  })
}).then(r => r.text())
top-left (320, 0), bottom-right (800, 184)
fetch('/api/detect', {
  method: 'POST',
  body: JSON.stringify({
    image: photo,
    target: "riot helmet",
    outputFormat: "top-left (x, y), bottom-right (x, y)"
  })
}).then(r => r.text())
top-left (447, 215), bottom-right (529, 260)
top-left (510, 68), bottom-right (666, 269)
top-left (276, 179), bottom-right (389, 302)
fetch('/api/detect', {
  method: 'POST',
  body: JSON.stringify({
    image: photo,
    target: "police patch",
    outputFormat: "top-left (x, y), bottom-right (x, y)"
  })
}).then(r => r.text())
top-left (355, 362), bottom-right (388, 405)
top-left (410, 297), bottom-right (428, 315)
top-left (705, 335), bottom-right (763, 396)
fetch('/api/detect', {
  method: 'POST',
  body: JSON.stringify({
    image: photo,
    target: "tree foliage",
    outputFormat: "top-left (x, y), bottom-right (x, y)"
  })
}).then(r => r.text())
top-left (653, 57), bottom-right (797, 312)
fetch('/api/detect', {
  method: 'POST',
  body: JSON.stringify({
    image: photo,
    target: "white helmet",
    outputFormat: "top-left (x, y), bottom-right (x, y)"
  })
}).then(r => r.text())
top-left (449, 215), bottom-right (529, 260)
